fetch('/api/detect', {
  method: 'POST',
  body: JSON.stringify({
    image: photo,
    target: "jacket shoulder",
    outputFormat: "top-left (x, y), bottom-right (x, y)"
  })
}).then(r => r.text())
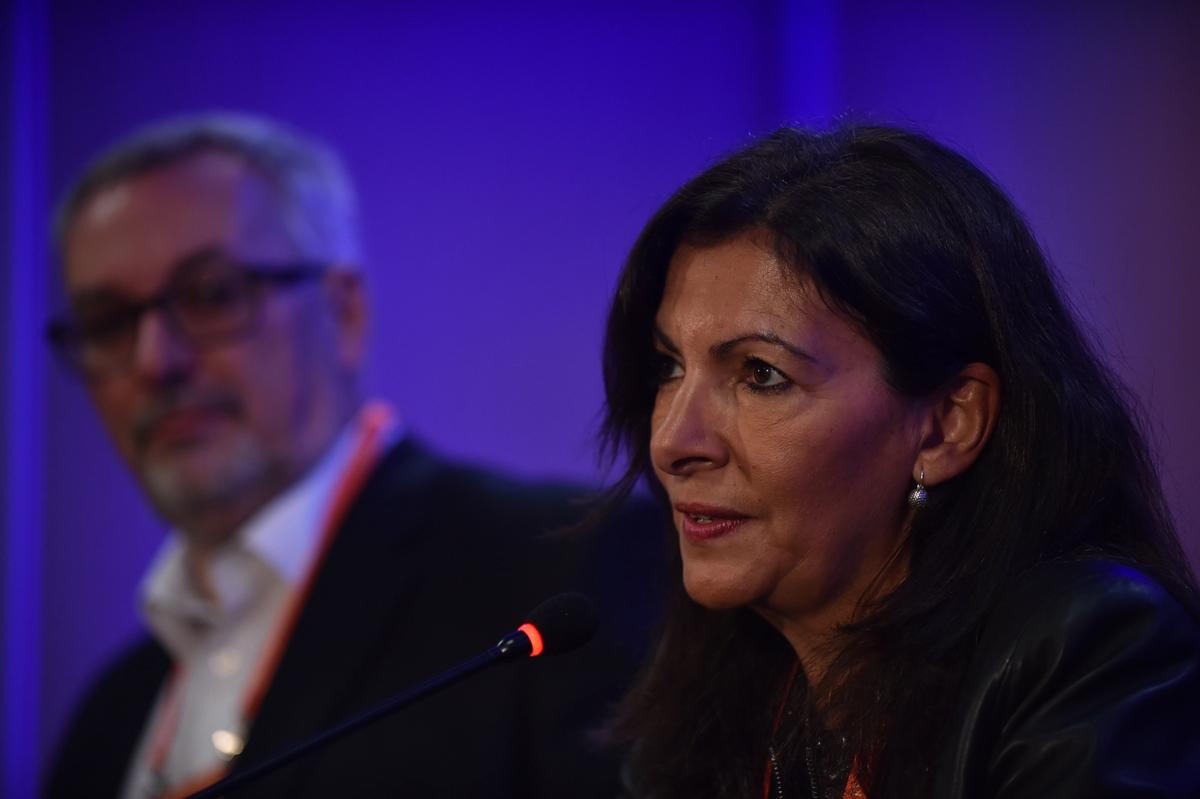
top-left (936, 558), bottom-right (1200, 798)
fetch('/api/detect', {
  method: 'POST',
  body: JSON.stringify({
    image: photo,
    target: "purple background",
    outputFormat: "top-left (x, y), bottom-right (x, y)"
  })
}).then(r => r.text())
top-left (3, 1), bottom-right (1198, 795)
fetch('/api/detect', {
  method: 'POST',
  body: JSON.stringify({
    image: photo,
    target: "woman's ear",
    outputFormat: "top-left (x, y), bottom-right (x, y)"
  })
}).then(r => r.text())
top-left (915, 362), bottom-right (1001, 486)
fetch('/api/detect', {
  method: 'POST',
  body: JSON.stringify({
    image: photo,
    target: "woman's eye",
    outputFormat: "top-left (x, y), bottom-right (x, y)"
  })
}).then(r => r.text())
top-left (744, 358), bottom-right (790, 390)
top-left (654, 353), bottom-right (683, 384)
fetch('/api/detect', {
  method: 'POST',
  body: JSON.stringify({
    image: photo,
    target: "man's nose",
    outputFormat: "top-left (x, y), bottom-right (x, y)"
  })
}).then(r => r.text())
top-left (649, 378), bottom-right (730, 477)
top-left (130, 309), bottom-right (195, 382)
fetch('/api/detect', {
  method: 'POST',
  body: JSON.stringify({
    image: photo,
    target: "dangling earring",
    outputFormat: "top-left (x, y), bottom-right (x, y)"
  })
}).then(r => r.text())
top-left (907, 467), bottom-right (929, 508)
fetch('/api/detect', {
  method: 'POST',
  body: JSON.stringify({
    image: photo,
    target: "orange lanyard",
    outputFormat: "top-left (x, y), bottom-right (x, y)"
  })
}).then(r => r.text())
top-left (761, 660), bottom-right (866, 799)
top-left (145, 402), bottom-right (396, 799)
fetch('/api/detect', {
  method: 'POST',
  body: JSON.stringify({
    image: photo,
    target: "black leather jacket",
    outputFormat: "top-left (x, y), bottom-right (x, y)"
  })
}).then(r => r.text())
top-left (932, 558), bottom-right (1200, 798)
top-left (622, 558), bottom-right (1200, 798)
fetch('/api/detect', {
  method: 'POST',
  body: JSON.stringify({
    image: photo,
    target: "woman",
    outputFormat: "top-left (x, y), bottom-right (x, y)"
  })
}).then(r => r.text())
top-left (601, 125), bottom-right (1200, 798)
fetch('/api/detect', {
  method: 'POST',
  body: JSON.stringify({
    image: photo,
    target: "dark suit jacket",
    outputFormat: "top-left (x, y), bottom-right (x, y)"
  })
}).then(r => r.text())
top-left (46, 440), bottom-right (666, 798)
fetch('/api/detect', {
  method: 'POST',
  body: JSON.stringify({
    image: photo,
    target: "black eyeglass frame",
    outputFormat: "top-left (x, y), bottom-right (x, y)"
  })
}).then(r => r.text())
top-left (45, 261), bottom-right (330, 377)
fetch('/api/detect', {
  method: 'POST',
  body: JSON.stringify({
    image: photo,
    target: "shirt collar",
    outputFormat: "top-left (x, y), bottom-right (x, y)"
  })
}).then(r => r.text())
top-left (242, 417), bottom-right (362, 585)
top-left (139, 409), bottom-right (390, 657)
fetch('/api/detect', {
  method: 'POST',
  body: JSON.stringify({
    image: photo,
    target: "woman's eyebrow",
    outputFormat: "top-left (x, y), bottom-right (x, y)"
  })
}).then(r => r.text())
top-left (653, 326), bottom-right (681, 355)
top-left (655, 326), bottom-right (818, 362)
top-left (712, 332), bottom-right (816, 362)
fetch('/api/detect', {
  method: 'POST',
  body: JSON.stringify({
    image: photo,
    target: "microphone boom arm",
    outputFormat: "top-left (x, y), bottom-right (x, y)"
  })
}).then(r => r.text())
top-left (187, 631), bottom-right (533, 799)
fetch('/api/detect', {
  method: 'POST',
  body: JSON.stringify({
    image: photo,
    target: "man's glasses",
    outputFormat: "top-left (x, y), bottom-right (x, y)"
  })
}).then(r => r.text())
top-left (46, 255), bottom-right (328, 377)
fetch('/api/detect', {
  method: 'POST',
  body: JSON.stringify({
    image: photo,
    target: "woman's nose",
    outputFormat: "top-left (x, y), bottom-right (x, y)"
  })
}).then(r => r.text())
top-left (649, 379), bottom-right (729, 477)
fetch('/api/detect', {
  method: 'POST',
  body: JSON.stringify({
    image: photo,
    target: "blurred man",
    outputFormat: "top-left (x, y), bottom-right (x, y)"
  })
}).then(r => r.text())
top-left (44, 114), bottom-right (658, 798)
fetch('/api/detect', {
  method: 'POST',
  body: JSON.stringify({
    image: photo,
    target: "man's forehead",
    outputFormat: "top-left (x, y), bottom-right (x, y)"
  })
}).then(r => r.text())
top-left (75, 181), bottom-right (137, 235)
top-left (63, 150), bottom-right (295, 294)
top-left (75, 148), bottom-right (256, 227)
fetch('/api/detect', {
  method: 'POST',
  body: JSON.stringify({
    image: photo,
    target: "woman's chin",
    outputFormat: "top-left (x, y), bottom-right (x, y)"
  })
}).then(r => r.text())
top-left (682, 568), bottom-right (759, 610)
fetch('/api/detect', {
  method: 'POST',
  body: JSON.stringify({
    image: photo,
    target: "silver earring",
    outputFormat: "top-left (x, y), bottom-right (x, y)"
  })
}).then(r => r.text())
top-left (907, 467), bottom-right (929, 508)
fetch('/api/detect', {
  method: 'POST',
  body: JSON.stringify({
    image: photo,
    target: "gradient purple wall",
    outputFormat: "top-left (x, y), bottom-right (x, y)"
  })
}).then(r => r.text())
top-left (826, 0), bottom-right (1200, 566)
top-left (32, 0), bottom-right (788, 790)
top-left (2, 1), bottom-right (1196, 795)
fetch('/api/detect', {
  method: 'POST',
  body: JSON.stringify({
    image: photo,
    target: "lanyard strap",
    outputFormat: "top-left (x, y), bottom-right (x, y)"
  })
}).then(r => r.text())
top-left (145, 402), bottom-right (396, 798)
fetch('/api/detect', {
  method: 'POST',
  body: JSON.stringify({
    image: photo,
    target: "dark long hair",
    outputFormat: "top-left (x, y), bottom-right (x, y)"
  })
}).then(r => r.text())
top-left (600, 125), bottom-right (1199, 798)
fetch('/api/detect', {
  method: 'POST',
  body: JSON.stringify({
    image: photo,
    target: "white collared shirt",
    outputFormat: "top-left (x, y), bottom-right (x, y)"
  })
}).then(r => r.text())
top-left (121, 417), bottom-right (372, 799)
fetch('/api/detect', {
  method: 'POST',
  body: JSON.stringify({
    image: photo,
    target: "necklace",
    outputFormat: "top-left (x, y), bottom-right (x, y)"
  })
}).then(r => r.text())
top-left (768, 734), bottom-right (833, 799)
top-left (765, 673), bottom-right (859, 799)
top-left (762, 660), bottom-right (802, 799)
top-left (804, 739), bottom-right (820, 799)
top-left (768, 746), bottom-right (786, 799)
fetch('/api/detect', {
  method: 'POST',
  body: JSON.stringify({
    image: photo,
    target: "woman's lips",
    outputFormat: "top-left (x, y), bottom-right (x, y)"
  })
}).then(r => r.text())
top-left (674, 503), bottom-right (751, 541)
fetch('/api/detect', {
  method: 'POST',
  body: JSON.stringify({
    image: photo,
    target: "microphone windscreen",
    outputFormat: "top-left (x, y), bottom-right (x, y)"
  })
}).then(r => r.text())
top-left (525, 592), bottom-right (597, 656)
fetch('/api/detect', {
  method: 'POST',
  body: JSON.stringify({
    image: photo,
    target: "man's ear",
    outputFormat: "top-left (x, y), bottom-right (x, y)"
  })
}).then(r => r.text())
top-left (915, 362), bottom-right (1001, 486)
top-left (323, 268), bottom-right (369, 368)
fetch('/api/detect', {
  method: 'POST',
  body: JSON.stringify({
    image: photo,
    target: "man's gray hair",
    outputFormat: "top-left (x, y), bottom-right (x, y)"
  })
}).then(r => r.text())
top-left (55, 112), bottom-right (362, 268)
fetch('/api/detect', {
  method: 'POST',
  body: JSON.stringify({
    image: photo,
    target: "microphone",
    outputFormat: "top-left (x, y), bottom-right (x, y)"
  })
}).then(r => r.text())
top-left (187, 592), bottom-right (597, 798)
top-left (495, 591), bottom-right (598, 659)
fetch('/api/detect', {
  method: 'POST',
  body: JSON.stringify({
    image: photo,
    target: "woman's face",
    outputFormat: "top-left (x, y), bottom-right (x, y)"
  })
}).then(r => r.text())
top-left (650, 234), bottom-right (926, 641)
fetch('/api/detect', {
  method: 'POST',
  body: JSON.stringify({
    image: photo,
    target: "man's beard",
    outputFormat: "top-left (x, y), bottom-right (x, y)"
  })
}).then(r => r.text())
top-left (137, 422), bottom-right (281, 547)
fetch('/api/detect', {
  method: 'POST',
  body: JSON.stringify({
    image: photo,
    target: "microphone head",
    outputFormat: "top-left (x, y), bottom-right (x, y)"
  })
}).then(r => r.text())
top-left (524, 592), bottom-right (597, 656)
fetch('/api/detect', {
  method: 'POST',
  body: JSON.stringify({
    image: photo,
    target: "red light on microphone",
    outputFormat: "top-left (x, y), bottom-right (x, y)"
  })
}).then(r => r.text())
top-left (517, 623), bottom-right (544, 657)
